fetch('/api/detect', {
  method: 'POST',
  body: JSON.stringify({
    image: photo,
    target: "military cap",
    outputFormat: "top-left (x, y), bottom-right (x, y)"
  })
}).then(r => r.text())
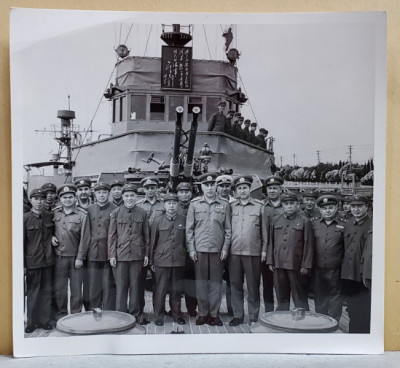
top-left (350, 195), bottom-right (369, 205)
top-left (301, 190), bottom-right (318, 199)
top-left (41, 182), bottom-right (57, 193)
top-left (176, 182), bottom-right (193, 191)
top-left (244, 119), bottom-right (251, 124)
top-left (109, 179), bottom-right (124, 189)
top-left (234, 112), bottom-right (242, 117)
top-left (217, 101), bottom-right (226, 107)
top-left (94, 182), bottom-right (111, 191)
top-left (238, 116), bottom-right (244, 121)
top-left (342, 195), bottom-right (353, 203)
top-left (227, 109), bottom-right (235, 114)
top-left (30, 188), bottom-right (46, 199)
top-left (163, 193), bottom-right (179, 202)
top-left (74, 178), bottom-right (91, 188)
top-left (198, 172), bottom-right (218, 184)
top-left (250, 122), bottom-right (257, 127)
top-left (216, 175), bottom-right (233, 186)
top-left (265, 175), bottom-right (284, 187)
top-left (233, 175), bottom-right (253, 188)
top-left (316, 195), bottom-right (338, 207)
top-left (280, 191), bottom-right (298, 202)
top-left (140, 177), bottom-right (159, 187)
top-left (121, 183), bottom-right (138, 194)
top-left (57, 184), bottom-right (77, 196)
top-left (259, 128), bottom-right (268, 135)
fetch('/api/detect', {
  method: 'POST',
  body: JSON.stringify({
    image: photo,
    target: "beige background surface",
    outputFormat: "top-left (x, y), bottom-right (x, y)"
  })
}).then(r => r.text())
top-left (1, 0), bottom-right (398, 355)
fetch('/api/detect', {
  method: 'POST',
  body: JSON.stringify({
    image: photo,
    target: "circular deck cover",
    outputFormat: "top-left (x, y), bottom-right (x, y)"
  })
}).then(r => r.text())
top-left (260, 311), bottom-right (338, 333)
top-left (56, 311), bottom-right (136, 335)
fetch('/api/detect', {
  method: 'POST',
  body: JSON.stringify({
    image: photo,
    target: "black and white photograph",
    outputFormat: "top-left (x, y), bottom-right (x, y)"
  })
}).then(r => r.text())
top-left (11, 9), bottom-right (386, 356)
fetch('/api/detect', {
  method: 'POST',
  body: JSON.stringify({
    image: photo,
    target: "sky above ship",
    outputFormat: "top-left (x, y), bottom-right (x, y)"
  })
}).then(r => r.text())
top-left (11, 9), bottom-right (378, 169)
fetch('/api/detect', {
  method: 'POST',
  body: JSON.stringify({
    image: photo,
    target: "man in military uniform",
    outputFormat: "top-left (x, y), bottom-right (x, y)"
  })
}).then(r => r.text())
top-left (108, 183), bottom-right (150, 325)
top-left (255, 128), bottom-right (268, 149)
top-left (52, 184), bottom-right (90, 319)
top-left (225, 109), bottom-right (235, 135)
top-left (176, 182), bottom-right (197, 316)
top-left (339, 195), bottom-right (353, 220)
top-left (109, 179), bottom-right (125, 207)
top-left (86, 182), bottom-right (118, 310)
top-left (341, 195), bottom-right (372, 333)
top-left (249, 122), bottom-right (257, 144)
top-left (267, 192), bottom-right (314, 311)
top-left (41, 183), bottom-right (58, 212)
top-left (300, 190), bottom-right (320, 220)
top-left (207, 101), bottom-right (227, 132)
top-left (186, 173), bottom-right (232, 326)
top-left (150, 193), bottom-right (186, 326)
top-left (23, 188), bottom-right (54, 333)
top-left (231, 113), bottom-right (243, 139)
top-left (241, 119), bottom-right (251, 142)
top-left (311, 195), bottom-right (345, 321)
top-left (262, 175), bottom-right (285, 312)
top-left (228, 176), bottom-right (268, 326)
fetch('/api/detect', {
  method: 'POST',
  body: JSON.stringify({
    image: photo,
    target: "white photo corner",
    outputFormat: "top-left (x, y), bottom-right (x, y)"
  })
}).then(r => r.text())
top-left (11, 8), bottom-right (386, 357)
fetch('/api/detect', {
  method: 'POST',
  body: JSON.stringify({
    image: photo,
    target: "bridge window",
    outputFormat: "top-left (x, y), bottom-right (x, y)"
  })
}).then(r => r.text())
top-left (168, 96), bottom-right (184, 121)
top-left (120, 96), bottom-right (126, 121)
top-left (112, 98), bottom-right (120, 123)
top-left (130, 95), bottom-right (146, 120)
top-left (188, 97), bottom-right (202, 121)
top-left (150, 96), bottom-right (165, 120)
top-left (206, 97), bottom-right (221, 120)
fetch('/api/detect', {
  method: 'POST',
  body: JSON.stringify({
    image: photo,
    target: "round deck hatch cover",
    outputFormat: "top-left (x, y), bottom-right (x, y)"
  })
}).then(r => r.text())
top-left (56, 310), bottom-right (136, 335)
top-left (260, 310), bottom-right (338, 333)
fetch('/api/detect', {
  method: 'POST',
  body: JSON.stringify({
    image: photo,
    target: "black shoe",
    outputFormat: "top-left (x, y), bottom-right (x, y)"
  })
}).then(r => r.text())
top-left (38, 323), bottom-right (53, 330)
top-left (136, 315), bottom-right (150, 325)
top-left (174, 317), bottom-right (185, 325)
top-left (155, 319), bottom-right (164, 326)
top-left (213, 316), bottom-right (223, 326)
top-left (188, 310), bottom-right (197, 317)
top-left (196, 316), bottom-right (208, 325)
top-left (229, 318), bottom-right (244, 326)
top-left (25, 325), bottom-right (36, 333)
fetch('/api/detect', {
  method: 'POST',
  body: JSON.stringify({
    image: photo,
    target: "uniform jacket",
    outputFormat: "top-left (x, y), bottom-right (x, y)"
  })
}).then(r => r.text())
top-left (231, 122), bottom-right (243, 139)
top-left (177, 202), bottom-right (190, 217)
top-left (53, 206), bottom-right (90, 260)
top-left (112, 198), bottom-right (124, 207)
top-left (311, 217), bottom-right (345, 268)
top-left (23, 210), bottom-right (55, 269)
top-left (300, 208), bottom-right (320, 220)
top-left (86, 202), bottom-right (118, 261)
top-left (264, 199), bottom-right (285, 222)
top-left (341, 215), bottom-right (372, 282)
top-left (186, 196), bottom-right (232, 253)
top-left (255, 134), bottom-right (266, 149)
top-left (267, 212), bottom-right (314, 270)
top-left (136, 197), bottom-right (165, 226)
top-left (207, 112), bottom-right (227, 132)
top-left (249, 130), bottom-right (256, 144)
top-left (108, 204), bottom-right (150, 261)
top-left (230, 198), bottom-right (268, 256)
top-left (150, 214), bottom-right (187, 267)
top-left (241, 126), bottom-right (250, 142)
top-left (361, 228), bottom-right (373, 280)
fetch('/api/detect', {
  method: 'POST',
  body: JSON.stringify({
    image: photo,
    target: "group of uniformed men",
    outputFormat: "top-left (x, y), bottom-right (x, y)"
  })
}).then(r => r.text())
top-left (23, 173), bottom-right (372, 334)
top-left (207, 101), bottom-right (269, 148)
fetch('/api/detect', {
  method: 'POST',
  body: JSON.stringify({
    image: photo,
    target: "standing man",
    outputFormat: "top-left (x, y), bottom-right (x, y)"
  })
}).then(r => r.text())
top-left (207, 101), bottom-right (227, 132)
top-left (231, 113), bottom-right (243, 139)
top-left (41, 183), bottom-right (58, 212)
top-left (228, 176), bottom-right (268, 326)
top-left (311, 195), bottom-right (345, 321)
top-left (186, 173), bottom-right (232, 326)
top-left (262, 175), bottom-right (285, 312)
top-left (109, 179), bottom-right (125, 207)
top-left (108, 183), bottom-right (150, 325)
top-left (300, 190), bottom-right (320, 220)
top-left (225, 109), bottom-right (235, 135)
top-left (150, 193), bottom-right (186, 326)
top-left (176, 182), bottom-right (197, 316)
top-left (86, 182), bottom-right (118, 310)
top-left (267, 192), bottom-right (314, 311)
top-left (339, 195), bottom-right (353, 220)
top-left (255, 128), bottom-right (268, 149)
top-left (241, 119), bottom-right (251, 142)
top-left (341, 195), bottom-right (372, 333)
top-left (23, 188), bottom-right (54, 333)
top-left (52, 184), bottom-right (90, 319)
top-left (249, 122), bottom-right (257, 144)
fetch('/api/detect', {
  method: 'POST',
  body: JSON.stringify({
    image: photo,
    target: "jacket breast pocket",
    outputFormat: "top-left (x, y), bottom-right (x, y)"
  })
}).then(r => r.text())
top-left (68, 218), bottom-right (81, 232)
top-left (231, 211), bottom-right (240, 223)
top-left (250, 212), bottom-right (260, 226)
top-left (195, 208), bottom-right (207, 221)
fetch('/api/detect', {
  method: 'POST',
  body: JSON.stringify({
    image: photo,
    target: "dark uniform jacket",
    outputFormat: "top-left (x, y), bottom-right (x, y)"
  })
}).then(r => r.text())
top-left (136, 197), bottom-right (165, 227)
top-left (108, 204), bottom-right (150, 261)
top-left (207, 112), bottom-right (227, 132)
top-left (150, 214), bottom-right (187, 267)
top-left (231, 122), bottom-right (243, 139)
top-left (230, 198), bottom-right (268, 256)
top-left (186, 196), bottom-right (232, 253)
top-left (267, 213), bottom-right (314, 270)
top-left (341, 215), bottom-right (372, 282)
top-left (53, 206), bottom-right (90, 260)
top-left (86, 202), bottom-right (118, 261)
top-left (241, 127), bottom-right (250, 142)
top-left (249, 130), bottom-right (256, 144)
top-left (264, 199), bottom-right (285, 222)
top-left (23, 210), bottom-right (55, 269)
top-left (311, 217), bottom-right (345, 268)
top-left (255, 134), bottom-right (266, 149)
top-left (362, 228), bottom-right (373, 280)
top-left (177, 202), bottom-right (190, 217)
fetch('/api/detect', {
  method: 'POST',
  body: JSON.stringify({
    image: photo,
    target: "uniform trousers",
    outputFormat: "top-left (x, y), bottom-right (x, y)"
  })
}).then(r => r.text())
top-left (229, 255), bottom-right (261, 321)
top-left (113, 260), bottom-right (142, 316)
top-left (342, 280), bottom-right (371, 333)
top-left (273, 268), bottom-right (309, 311)
top-left (183, 257), bottom-right (197, 314)
top-left (82, 261), bottom-right (90, 311)
top-left (26, 266), bottom-right (53, 326)
top-left (194, 252), bottom-right (224, 318)
top-left (154, 266), bottom-right (184, 320)
top-left (261, 263), bottom-right (275, 312)
top-left (54, 256), bottom-right (83, 319)
top-left (312, 267), bottom-right (342, 321)
top-left (88, 261), bottom-right (116, 310)
top-left (139, 265), bottom-right (154, 314)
